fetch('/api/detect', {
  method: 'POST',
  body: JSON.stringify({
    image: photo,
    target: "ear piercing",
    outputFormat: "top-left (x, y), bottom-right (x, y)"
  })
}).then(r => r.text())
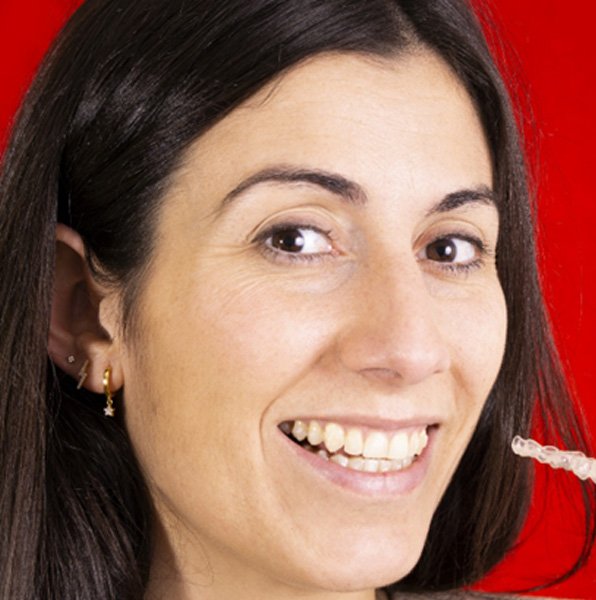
top-left (103, 366), bottom-right (115, 418)
top-left (67, 355), bottom-right (76, 364)
top-left (512, 435), bottom-right (596, 483)
top-left (75, 361), bottom-right (116, 418)
top-left (76, 359), bottom-right (90, 390)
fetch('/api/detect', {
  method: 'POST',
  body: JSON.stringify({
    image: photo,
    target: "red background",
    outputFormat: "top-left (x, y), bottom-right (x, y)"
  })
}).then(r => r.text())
top-left (1, 0), bottom-right (594, 597)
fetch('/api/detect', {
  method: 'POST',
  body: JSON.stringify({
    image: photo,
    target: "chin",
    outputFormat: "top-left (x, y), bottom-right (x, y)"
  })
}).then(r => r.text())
top-left (288, 535), bottom-right (425, 593)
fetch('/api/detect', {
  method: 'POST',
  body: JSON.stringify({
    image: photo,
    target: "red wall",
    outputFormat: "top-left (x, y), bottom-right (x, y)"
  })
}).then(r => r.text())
top-left (1, 1), bottom-right (594, 597)
top-left (470, 1), bottom-right (596, 596)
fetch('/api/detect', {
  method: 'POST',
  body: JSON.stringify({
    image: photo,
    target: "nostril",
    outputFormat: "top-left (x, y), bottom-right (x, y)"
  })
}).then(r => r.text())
top-left (359, 367), bottom-right (402, 380)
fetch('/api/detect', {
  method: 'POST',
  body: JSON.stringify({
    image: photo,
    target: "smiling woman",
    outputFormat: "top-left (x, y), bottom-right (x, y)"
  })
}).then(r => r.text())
top-left (0, 1), bottom-right (593, 600)
top-left (115, 52), bottom-right (507, 596)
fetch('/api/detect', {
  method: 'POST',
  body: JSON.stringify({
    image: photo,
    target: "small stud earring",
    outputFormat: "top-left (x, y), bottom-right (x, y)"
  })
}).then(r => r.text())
top-left (67, 355), bottom-right (76, 364)
top-left (103, 366), bottom-right (115, 418)
top-left (76, 359), bottom-right (89, 390)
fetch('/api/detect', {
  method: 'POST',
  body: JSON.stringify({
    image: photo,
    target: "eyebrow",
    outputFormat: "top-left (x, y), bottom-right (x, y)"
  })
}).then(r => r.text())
top-left (221, 165), bottom-right (367, 207)
top-left (220, 165), bottom-right (495, 214)
top-left (426, 186), bottom-right (495, 216)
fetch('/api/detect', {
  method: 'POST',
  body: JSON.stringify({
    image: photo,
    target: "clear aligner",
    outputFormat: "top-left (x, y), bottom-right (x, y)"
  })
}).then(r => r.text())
top-left (511, 436), bottom-right (596, 483)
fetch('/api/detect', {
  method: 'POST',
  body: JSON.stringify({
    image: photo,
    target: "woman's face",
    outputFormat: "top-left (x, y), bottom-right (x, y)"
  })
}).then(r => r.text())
top-left (118, 50), bottom-right (506, 597)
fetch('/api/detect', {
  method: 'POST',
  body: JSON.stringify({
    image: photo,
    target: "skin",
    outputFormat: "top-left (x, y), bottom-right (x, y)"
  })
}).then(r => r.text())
top-left (50, 50), bottom-right (507, 599)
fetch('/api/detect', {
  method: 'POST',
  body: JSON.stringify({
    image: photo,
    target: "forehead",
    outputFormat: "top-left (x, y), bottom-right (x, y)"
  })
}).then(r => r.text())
top-left (177, 50), bottom-right (491, 212)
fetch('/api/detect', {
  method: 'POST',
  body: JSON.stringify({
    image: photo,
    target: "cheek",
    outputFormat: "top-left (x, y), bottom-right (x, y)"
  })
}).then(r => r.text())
top-left (446, 281), bottom-right (508, 409)
top-left (123, 272), bottom-right (338, 464)
top-left (120, 276), bottom-right (355, 582)
top-left (418, 282), bottom-right (507, 501)
top-left (179, 273), bottom-right (339, 394)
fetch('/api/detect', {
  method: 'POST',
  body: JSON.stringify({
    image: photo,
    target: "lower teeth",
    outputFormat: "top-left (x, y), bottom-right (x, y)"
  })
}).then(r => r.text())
top-left (311, 445), bottom-right (414, 473)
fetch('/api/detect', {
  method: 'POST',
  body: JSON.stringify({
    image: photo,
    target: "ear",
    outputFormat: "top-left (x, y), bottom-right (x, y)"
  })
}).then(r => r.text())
top-left (48, 224), bottom-right (124, 394)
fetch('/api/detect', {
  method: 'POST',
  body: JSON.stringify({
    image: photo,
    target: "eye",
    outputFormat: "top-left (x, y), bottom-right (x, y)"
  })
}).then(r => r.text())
top-left (424, 236), bottom-right (478, 263)
top-left (418, 234), bottom-right (488, 275)
top-left (265, 226), bottom-right (333, 256)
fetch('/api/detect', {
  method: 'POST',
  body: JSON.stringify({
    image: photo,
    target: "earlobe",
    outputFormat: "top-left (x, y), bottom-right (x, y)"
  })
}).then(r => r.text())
top-left (48, 224), bottom-right (124, 394)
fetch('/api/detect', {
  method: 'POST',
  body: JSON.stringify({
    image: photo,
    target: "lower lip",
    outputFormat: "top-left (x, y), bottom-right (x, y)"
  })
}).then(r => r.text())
top-left (279, 428), bottom-right (435, 497)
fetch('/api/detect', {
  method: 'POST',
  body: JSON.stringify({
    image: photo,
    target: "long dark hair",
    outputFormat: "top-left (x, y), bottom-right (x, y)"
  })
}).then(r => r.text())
top-left (0, 0), bottom-right (594, 598)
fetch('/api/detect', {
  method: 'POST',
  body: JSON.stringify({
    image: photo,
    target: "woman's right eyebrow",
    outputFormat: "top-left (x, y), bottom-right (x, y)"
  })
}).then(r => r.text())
top-left (217, 163), bottom-right (495, 214)
top-left (219, 164), bottom-right (367, 209)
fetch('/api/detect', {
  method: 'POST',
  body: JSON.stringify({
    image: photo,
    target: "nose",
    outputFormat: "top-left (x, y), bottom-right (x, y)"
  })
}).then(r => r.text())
top-left (336, 260), bottom-right (451, 387)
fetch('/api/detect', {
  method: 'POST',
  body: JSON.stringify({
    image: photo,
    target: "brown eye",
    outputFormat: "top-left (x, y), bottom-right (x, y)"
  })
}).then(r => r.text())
top-left (266, 226), bottom-right (332, 255)
top-left (270, 228), bottom-right (306, 253)
top-left (426, 238), bottom-right (457, 262)
top-left (424, 237), bottom-right (477, 263)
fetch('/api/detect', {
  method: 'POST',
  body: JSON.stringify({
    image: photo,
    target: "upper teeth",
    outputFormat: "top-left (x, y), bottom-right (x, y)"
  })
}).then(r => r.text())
top-left (289, 420), bottom-right (429, 461)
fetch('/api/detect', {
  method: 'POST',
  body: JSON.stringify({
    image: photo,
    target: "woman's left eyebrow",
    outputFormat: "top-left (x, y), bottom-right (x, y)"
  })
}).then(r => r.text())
top-left (219, 164), bottom-right (495, 213)
top-left (425, 185), bottom-right (495, 216)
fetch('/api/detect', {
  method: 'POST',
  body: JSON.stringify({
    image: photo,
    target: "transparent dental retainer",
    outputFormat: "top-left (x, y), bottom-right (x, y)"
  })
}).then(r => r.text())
top-left (511, 436), bottom-right (596, 483)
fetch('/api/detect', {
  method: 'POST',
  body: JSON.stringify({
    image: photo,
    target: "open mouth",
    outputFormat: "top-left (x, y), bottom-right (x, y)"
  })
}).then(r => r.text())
top-left (279, 419), bottom-right (431, 474)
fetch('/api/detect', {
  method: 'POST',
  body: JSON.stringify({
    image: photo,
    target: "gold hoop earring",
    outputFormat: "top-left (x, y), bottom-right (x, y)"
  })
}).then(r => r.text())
top-left (103, 366), bottom-right (115, 417)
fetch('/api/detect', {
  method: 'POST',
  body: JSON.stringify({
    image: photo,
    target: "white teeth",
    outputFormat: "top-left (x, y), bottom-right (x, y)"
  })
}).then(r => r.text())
top-left (324, 423), bottom-right (345, 453)
top-left (330, 454), bottom-right (349, 468)
top-left (363, 431), bottom-right (389, 459)
top-left (302, 443), bottom-right (418, 474)
top-left (347, 457), bottom-right (365, 471)
top-left (419, 429), bottom-right (428, 453)
top-left (287, 419), bottom-right (430, 470)
top-left (408, 430), bottom-right (420, 456)
top-left (394, 457), bottom-right (413, 470)
top-left (410, 430), bottom-right (427, 456)
top-left (307, 421), bottom-right (324, 446)
top-left (317, 449), bottom-right (329, 461)
top-left (379, 459), bottom-right (392, 473)
top-left (363, 459), bottom-right (380, 473)
top-left (388, 431), bottom-right (409, 460)
top-left (344, 428), bottom-right (364, 456)
top-left (291, 420), bottom-right (307, 442)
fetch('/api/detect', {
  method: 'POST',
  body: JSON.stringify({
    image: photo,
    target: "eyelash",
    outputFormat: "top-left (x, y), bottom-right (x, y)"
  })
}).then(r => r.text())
top-left (253, 222), bottom-right (491, 274)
